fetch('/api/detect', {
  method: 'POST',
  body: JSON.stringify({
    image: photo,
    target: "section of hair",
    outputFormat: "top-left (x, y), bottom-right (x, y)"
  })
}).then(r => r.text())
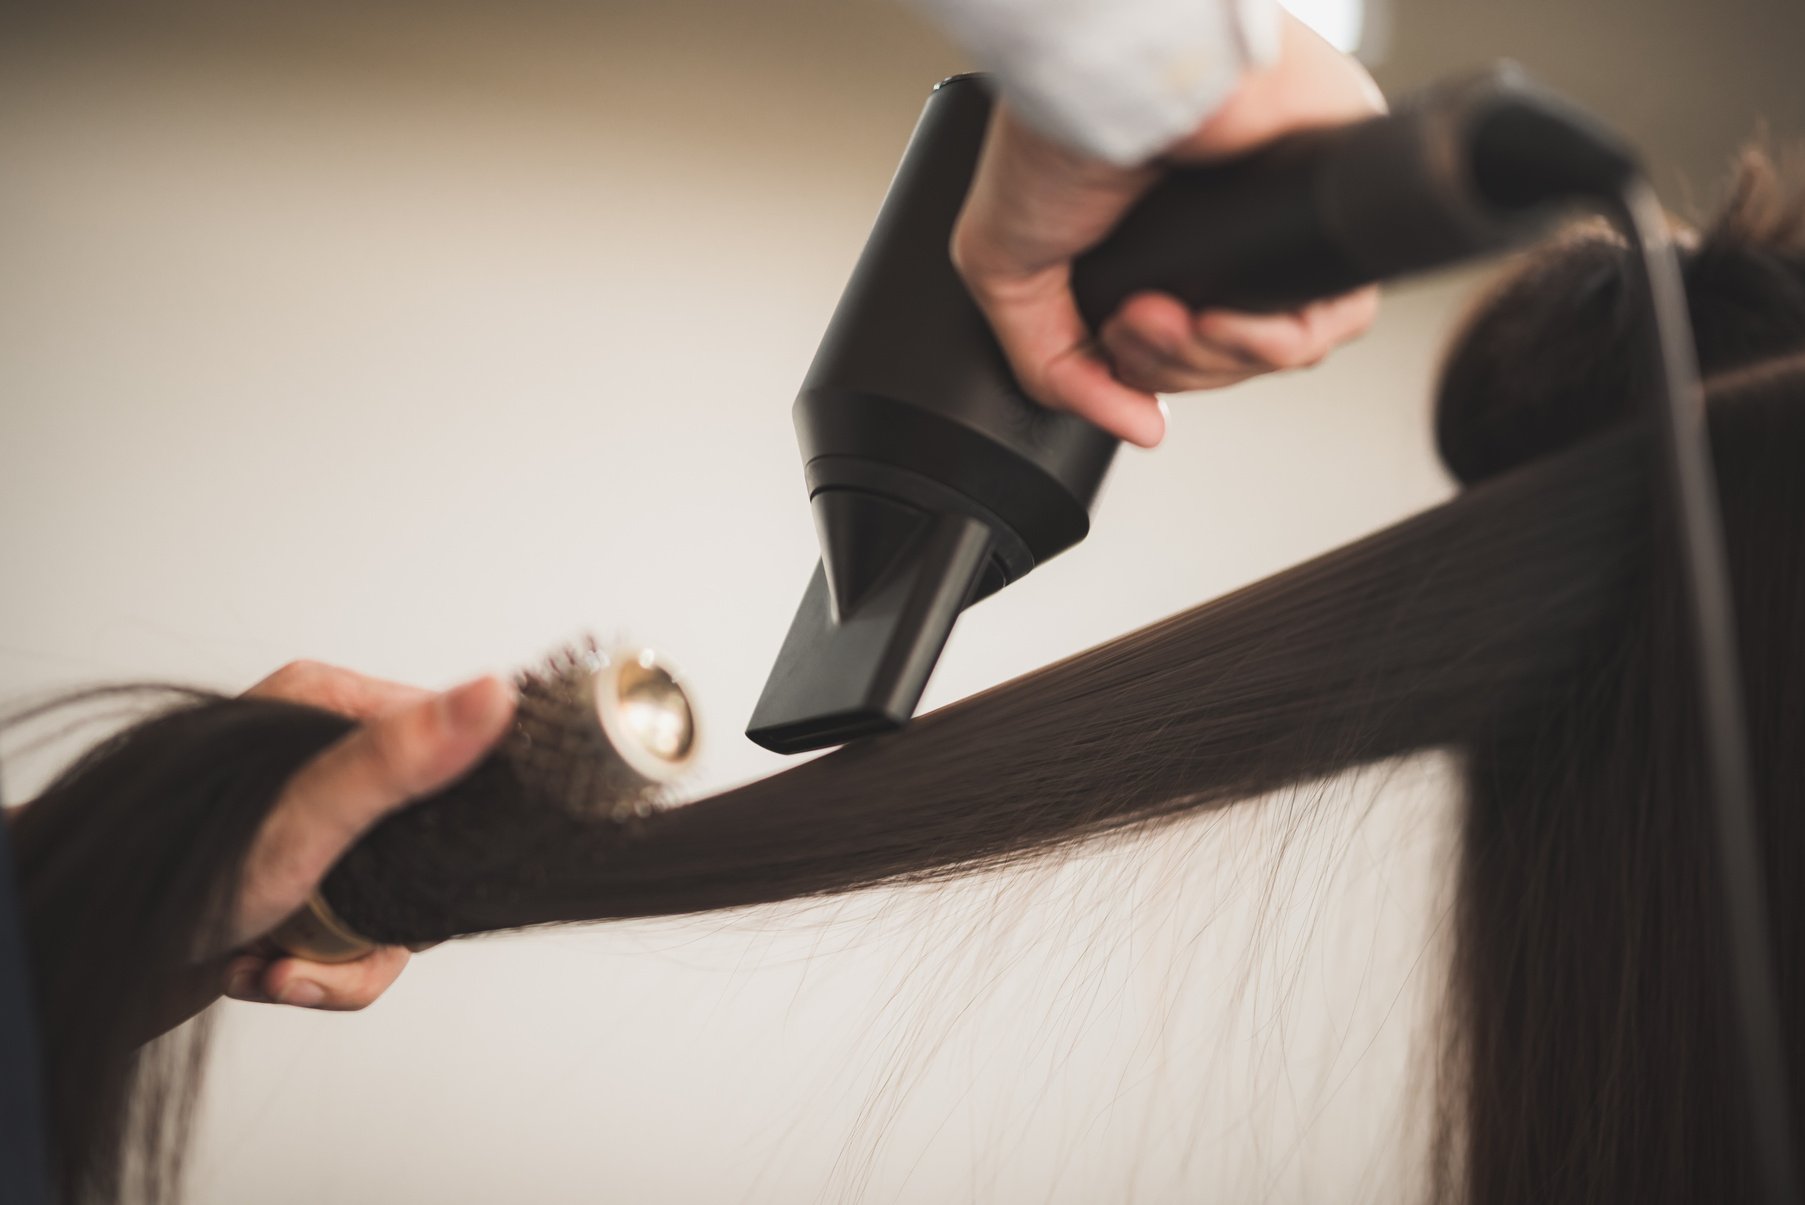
top-left (1430, 149), bottom-right (1805, 1204)
top-left (9, 694), bottom-right (352, 1203)
top-left (323, 425), bottom-right (1644, 939)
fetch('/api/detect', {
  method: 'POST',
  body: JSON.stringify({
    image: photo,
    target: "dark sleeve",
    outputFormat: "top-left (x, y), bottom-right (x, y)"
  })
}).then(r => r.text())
top-left (0, 785), bottom-right (53, 1205)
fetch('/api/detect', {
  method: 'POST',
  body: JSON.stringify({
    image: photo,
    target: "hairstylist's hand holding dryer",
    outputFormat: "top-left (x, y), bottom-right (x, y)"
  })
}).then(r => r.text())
top-left (220, 662), bottom-right (515, 1012)
top-left (953, 12), bottom-right (1385, 447)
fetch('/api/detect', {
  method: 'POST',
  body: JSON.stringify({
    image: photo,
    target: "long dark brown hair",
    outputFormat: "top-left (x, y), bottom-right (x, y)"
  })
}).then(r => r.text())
top-left (9, 152), bottom-right (1804, 1204)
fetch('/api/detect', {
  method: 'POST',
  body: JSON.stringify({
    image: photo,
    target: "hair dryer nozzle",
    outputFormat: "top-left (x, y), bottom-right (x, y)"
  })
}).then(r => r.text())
top-left (747, 512), bottom-right (993, 753)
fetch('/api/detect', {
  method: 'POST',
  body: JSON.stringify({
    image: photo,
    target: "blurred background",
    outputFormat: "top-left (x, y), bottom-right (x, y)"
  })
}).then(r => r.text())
top-left (2, 0), bottom-right (1799, 1200)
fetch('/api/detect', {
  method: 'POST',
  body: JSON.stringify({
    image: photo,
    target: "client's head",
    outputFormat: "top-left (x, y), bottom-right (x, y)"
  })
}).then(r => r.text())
top-left (1439, 149), bottom-right (1805, 483)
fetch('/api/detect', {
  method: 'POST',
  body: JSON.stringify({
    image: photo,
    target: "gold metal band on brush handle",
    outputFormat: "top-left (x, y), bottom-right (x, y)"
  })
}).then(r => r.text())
top-left (267, 891), bottom-right (382, 964)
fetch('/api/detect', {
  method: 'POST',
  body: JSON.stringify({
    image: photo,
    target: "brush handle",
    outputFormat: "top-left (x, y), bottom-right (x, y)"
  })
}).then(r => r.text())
top-left (267, 754), bottom-right (526, 961)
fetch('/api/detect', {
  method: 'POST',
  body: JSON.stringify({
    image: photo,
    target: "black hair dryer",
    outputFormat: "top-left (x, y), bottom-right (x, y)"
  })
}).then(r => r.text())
top-left (747, 65), bottom-right (1637, 754)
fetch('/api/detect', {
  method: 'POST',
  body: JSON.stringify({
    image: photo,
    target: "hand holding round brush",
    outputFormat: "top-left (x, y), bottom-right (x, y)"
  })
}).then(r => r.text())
top-left (219, 645), bottom-right (697, 1013)
top-left (219, 663), bottom-right (517, 1011)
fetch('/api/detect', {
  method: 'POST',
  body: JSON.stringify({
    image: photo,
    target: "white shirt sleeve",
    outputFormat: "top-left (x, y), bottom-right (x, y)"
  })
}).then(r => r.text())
top-left (901, 0), bottom-right (1283, 166)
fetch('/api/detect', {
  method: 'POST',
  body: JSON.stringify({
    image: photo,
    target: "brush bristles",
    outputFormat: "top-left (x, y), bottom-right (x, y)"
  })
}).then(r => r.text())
top-left (508, 638), bottom-right (669, 822)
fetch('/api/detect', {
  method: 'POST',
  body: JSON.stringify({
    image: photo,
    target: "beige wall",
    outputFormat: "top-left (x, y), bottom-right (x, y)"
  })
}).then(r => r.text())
top-left (1377, 0), bottom-right (1805, 199)
top-left (0, 2), bottom-right (1792, 1200)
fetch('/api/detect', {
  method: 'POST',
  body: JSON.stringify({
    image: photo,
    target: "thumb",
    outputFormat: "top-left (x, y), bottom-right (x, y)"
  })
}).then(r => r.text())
top-left (232, 675), bottom-right (516, 947)
top-left (973, 271), bottom-right (1168, 447)
top-left (949, 105), bottom-right (1167, 445)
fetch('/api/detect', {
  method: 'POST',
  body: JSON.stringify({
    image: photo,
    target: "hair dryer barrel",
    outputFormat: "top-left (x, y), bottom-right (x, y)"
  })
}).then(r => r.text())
top-left (748, 65), bottom-right (1638, 755)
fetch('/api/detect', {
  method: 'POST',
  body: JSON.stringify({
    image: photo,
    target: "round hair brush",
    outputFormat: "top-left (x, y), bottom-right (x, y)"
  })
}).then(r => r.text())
top-left (268, 640), bottom-right (700, 962)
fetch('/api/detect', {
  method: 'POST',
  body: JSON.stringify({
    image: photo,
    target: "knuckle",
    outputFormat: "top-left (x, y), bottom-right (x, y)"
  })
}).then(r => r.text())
top-left (1236, 344), bottom-right (1281, 371)
top-left (364, 715), bottom-right (428, 800)
top-left (1273, 342), bottom-right (1318, 371)
top-left (946, 237), bottom-right (1014, 305)
top-left (1117, 365), bottom-right (1175, 395)
top-left (947, 229), bottom-right (978, 280)
top-left (258, 659), bottom-right (325, 698)
top-left (1112, 367), bottom-right (1156, 393)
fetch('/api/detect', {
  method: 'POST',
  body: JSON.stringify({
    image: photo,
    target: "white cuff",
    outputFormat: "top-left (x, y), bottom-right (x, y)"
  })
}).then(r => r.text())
top-left (906, 0), bottom-right (1282, 165)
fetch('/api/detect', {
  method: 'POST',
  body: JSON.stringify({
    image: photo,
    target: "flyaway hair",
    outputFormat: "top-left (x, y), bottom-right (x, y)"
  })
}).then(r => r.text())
top-left (7, 149), bottom-right (1805, 1204)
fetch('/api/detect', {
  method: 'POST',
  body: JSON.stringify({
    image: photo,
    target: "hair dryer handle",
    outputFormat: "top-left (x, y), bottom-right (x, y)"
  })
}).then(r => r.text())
top-left (1068, 65), bottom-right (1630, 327)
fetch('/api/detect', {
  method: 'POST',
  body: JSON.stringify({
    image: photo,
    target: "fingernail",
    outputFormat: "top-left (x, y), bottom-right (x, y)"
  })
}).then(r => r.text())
top-left (279, 980), bottom-right (326, 1008)
top-left (442, 676), bottom-right (508, 731)
top-left (225, 968), bottom-right (260, 1000)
